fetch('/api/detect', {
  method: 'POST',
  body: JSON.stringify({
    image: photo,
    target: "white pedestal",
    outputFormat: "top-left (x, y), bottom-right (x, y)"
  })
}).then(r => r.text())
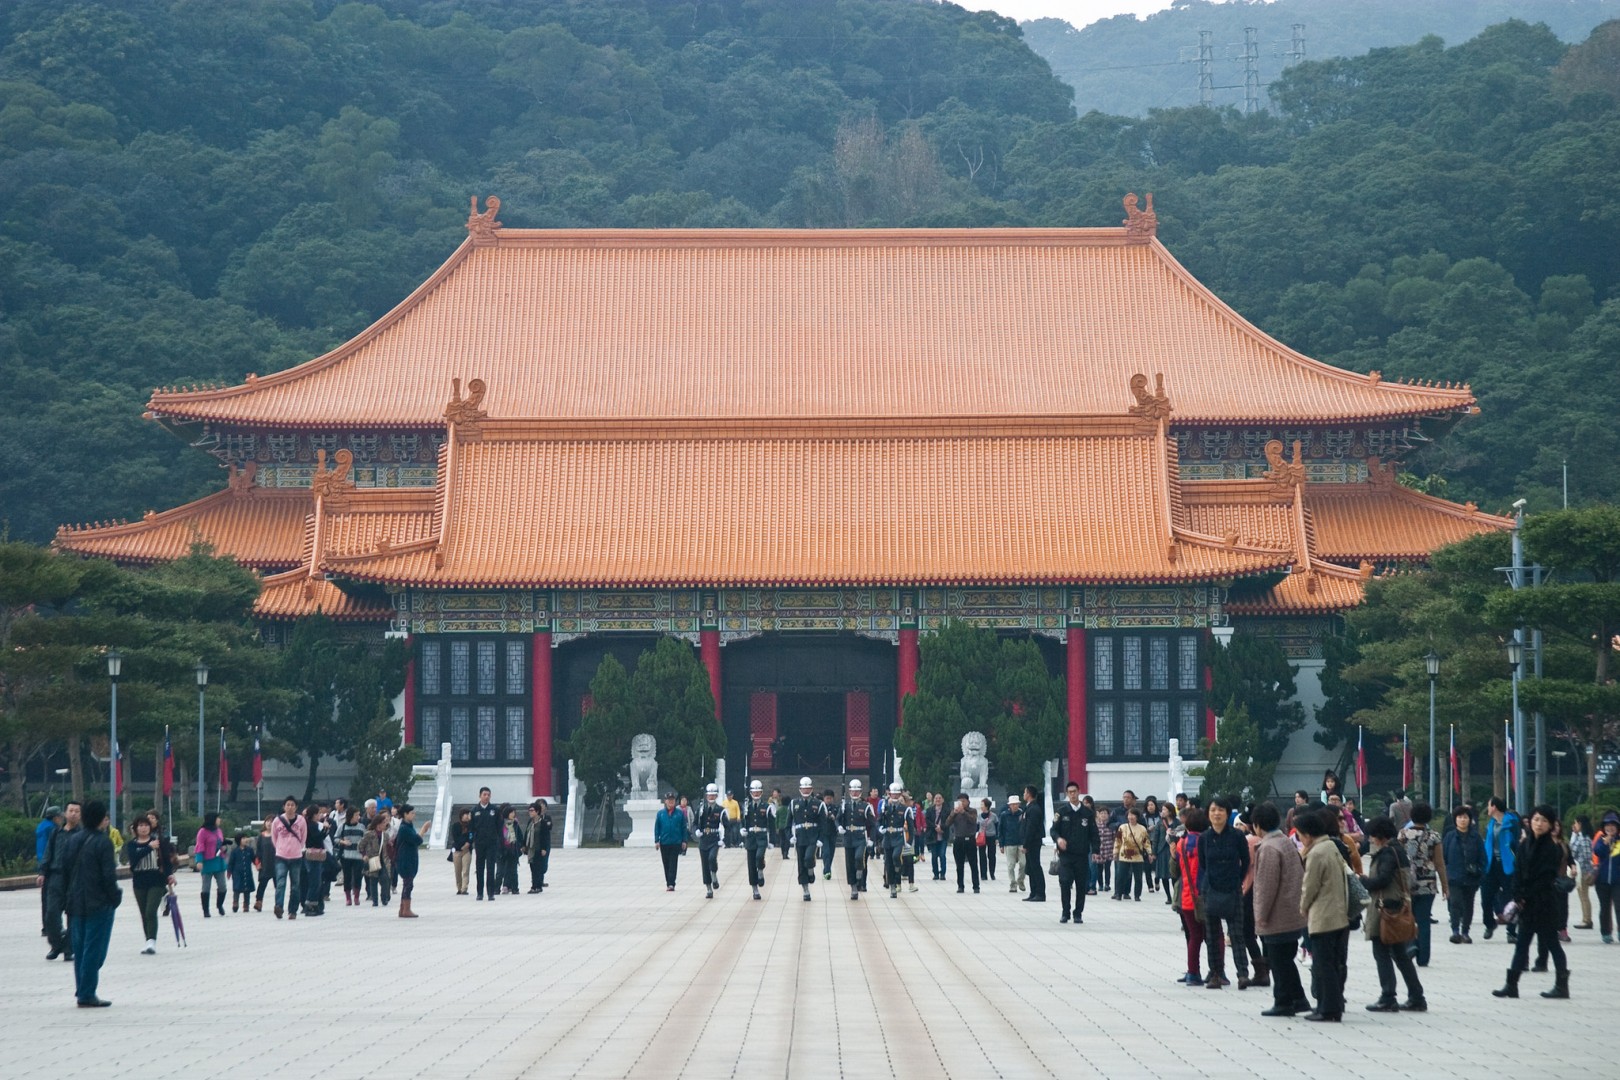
top-left (563, 759), bottom-right (584, 850)
top-left (623, 799), bottom-right (661, 849)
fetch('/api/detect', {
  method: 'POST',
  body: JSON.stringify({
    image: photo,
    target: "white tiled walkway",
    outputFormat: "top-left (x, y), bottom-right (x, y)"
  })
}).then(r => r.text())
top-left (2, 847), bottom-right (1609, 1079)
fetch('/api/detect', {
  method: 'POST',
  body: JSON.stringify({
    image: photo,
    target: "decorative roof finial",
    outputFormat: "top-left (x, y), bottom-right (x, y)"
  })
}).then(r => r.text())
top-left (310, 448), bottom-right (355, 502)
top-left (1122, 192), bottom-right (1157, 242)
top-left (445, 377), bottom-right (488, 433)
top-left (467, 195), bottom-right (502, 245)
top-left (1127, 372), bottom-right (1172, 423)
top-left (226, 461), bottom-right (258, 496)
top-left (1263, 438), bottom-right (1306, 494)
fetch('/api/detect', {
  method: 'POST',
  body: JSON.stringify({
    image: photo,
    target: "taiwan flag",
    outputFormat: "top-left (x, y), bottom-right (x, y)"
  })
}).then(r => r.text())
top-left (1450, 727), bottom-right (1460, 795)
top-left (1506, 729), bottom-right (1517, 791)
top-left (1355, 727), bottom-right (1367, 791)
top-left (161, 728), bottom-right (174, 798)
top-left (252, 729), bottom-right (263, 788)
top-left (218, 729), bottom-right (229, 791)
top-left (114, 739), bottom-right (123, 796)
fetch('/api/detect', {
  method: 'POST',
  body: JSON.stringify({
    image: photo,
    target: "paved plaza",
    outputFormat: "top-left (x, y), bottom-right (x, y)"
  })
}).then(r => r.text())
top-left (2, 847), bottom-right (1609, 1079)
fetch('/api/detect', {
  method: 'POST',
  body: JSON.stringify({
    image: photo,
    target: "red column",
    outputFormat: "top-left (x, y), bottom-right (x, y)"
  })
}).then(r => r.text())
top-left (1067, 628), bottom-right (1087, 791)
top-left (897, 629), bottom-right (919, 724)
top-left (1204, 628), bottom-right (1217, 748)
top-left (532, 631), bottom-right (553, 797)
top-left (403, 635), bottom-right (416, 746)
top-left (700, 629), bottom-right (722, 722)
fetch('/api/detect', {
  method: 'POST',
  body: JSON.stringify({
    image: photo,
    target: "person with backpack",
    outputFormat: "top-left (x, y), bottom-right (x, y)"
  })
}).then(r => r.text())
top-left (1398, 801), bottom-right (1448, 965)
top-left (1443, 805), bottom-right (1485, 943)
top-left (1482, 797), bottom-right (1520, 942)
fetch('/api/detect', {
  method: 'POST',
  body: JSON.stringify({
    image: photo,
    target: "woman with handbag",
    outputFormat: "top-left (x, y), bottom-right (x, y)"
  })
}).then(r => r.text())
top-left (1492, 804), bottom-right (1571, 1000)
top-left (299, 805), bottom-right (329, 917)
top-left (1173, 807), bottom-right (1208, 986)
top-left (1114, 807), bottom-right (1149, 901)
top-left (336, 807), bottom-right (367, 906)
top-left (359, 814), bottom-right (392, 907)
top-left (977, 798), bottom-right (998, 882)
top-left (1358, 816), bottom-right (1425, 1012)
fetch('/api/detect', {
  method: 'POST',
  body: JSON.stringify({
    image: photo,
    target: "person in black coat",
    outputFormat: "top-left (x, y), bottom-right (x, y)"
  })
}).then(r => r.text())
top-left (1493, 804), bottom-right (1571, 1000)
top-left (1022, 785), bottom-right (1047, 902)
top-left (1051, 781), bottom-right (1100, 924)
top-left (64, 801), bottom-right (120, 1007)
top-left (468, 787), bottom-right (501, 901)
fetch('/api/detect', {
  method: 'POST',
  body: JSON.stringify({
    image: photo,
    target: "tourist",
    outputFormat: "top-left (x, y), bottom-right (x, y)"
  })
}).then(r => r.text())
top-left (1114, 807), bottom-right (1149, 901)
top-left (1141, 797), bottom-right (1162, 891)
top-left (900, 792), bottom-right (919, 892)
top-left (1239, 808), bottom-right (1267, 985)
top-left (1398, 801), bottom-right (1447, 965)
top-left (880, 782), bottom-right (910, 898)
top-left (1155, 806), bottom-right (1177, 905)
top-left (1567, 815), bottom-right (1594, 932)
top-left (1592, 811), bottom-right (1620, 942)
top-left (818, 788), bottom-right (839, 880)
top-left (1298, 809), bottom-right (1350, 1021)
top-left (360, 814), bottom-right (392, 907)
top-left (695, 784), bottom-right (726, 898)
top-left (787, 778), bottom-right (821, 901)
top-left (1443, 805), bottom-right (1484, 943)
top-left (336, 806), bottom-right (367, 906)
top-left (1321, 770), bottom-right (1343, 803)
top-left (253, 817), bottom-right (275, 912)
top-left (926, 793), bottom-right (948, 881)
top-left (772, 788), bottom-right (791, 861)
top-left (723, 789), bottom-right (741, 848)
top-left (448, 808), bottom-right (474, 895)
top-left (41, 800), bottom-right (81, 961)
top-left (977, 797), bottom-right (998, 882)
top-left (269, 796), bottom-right (306, 919)
top-left (1174, 807), bottom-right (1208, 986)
top-left (1197, 796), bottom-right (1251, 989)
top-left (1482, 796), bottom-right (1520, 942)
top-left (227, 832), bottom-right (255, 914)
top-left (1322, 799), bottom-right (1363, 876)
top-left (64, 800), bottom-right (119, 1007)
top-left (1022, 785), bottom-right (1047, 902)
top-left (495, 804), bottom-right (520, 895)
top-left (838, 779), bottom-right (876, 900)
top-left (1250, 802), bottom-right (1309, 1017)
top-left (1493, 804), bottom-right (1570, 1000)
top-left (1360, 816), bottom-right (1425, 1012)
top-left (1091, 806), bottom-right (1114, 896)
top-left (654, 791), bottom-right (687, 891)
top-left (526, 800), bottom-right (552, 893)
top-left (470, 786), bottom-right (500, 901)
top-left (386, 805), bottom-right (403, 895)
top-left (375, 788), bottom-right (393, 814)
top-left (363, 798), bottom-right (379, 826)
top-left (300, 804), bottom-right (329, 917)
top-left (34, 804), bottom-right (61, 945)
top-left (1051, 781), bottom-right (1098, 925)
top-left (999, 794), bottom-right (1026, 893)
top-left (395, 804), bottom-right (426, 918)
top-left (945, 793), bottom-right (980, 894)
top-left (194, 812), bottom-right (228, 919)
top-left (123, 816), bottom-right (175, 954)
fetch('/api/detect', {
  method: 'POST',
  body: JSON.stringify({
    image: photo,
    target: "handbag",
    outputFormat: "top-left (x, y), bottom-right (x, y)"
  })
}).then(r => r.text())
top-left (976, 831), bottom-right (987, 848)
top-left (1202, 887), bottom-right (1242, 921)
top-left (1048, 857), bottom-right (1059, 876)
top-left (1553, 873), bottom-right (1575, 894)
top-left (366, 854), bottom-right (382, 874)
top-left (304, 848), bottom-right (327, 862)
top-left (1379, 897), bottom-right (1417, 945)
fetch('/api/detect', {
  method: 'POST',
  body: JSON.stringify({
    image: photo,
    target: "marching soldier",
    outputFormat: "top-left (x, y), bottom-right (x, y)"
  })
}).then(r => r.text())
top-left (695, 783), bottom-right (727, 899)
top-left (879, 782), bottom-right (911, 899)
top-left (740, 779), bottom-right (773, 900)
top-left (789, 777), bottom-right (824, 902)
top-left (837, 779), bottom-right (876, 900)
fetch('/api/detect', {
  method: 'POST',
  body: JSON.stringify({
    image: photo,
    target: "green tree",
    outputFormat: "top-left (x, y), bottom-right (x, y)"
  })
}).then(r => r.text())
top-left (1198, 703), bottom-right (1273, 804)
top-left (627, 636), bottom-right (724, 801)
top-left (348, 701), bottom-right (422, 808)
top-left (567, 653), bottom-right (638, 841)
top-left (1211, 631), bottom-right (1306, 767)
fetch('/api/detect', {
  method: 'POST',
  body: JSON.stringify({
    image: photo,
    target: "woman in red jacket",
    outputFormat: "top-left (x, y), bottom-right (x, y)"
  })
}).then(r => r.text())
top-left (1175, 807), bottom-right (1209, 986)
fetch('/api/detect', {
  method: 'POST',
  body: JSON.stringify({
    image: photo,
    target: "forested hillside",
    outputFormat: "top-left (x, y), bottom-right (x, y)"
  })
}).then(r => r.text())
top-left (2, 2), bottom-right (1618, 542)
top-left (1023, 0), bottom-right (1618, 116)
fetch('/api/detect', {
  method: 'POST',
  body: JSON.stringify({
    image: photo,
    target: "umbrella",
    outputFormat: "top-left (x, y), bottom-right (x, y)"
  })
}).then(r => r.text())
top-left (162, 885), bottom-right (187, 947)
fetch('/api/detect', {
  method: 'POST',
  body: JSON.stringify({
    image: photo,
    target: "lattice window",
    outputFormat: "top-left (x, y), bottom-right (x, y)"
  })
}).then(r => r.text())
top-left (309, 433), bottom-right (339, 455)
top-left (449, 641), bottom-right (470, 695)
top-left (1122, 637), bottom-right (1142, 690)
top-left (505, 706), bottom-right (526, 760)
top-left (347, 433), bottom-right (379, 463)
top-left (1201, 430), bottom-right (1231, 460)
top-left (1150, 702), bottom-right (1170, 756)
top-left (1240, 429), bottom-right (1274, 460)
top-left (475, 640), bottom-right (497, 695)
top-left (1148, 636), bottom-right (1170, 691)
top-left (267, 434), bottom-right (299, 463)
top-left (1093, 635), bottom-right (1114, 691)
top-left (421, 707), bottom-right (441, 753)
top-left (421, 641), bottom-right (441, 696)
top-left (1179, 635), bottom-right (1200, 691)
top-left (388, 433), bottom-right (419, 463)
top-left (451, 707), bottom-right (471, 759)
top-left (1323, 429), bottom-right (1355, 460)
top-left (475, 706), bottom-right (497, 761)
top-left (1092, 701), bottom-right (1115, 758)
top-left (1180, 701), bottom-right (1201, 750)
top-left (1124, 702), bottom-right (1144, 756)
top-left (505, 640), bottom-right (526, 695)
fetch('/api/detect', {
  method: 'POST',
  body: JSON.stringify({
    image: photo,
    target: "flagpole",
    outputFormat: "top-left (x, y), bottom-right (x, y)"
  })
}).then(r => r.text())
top-left (216, 727), bottom-right (224, 814)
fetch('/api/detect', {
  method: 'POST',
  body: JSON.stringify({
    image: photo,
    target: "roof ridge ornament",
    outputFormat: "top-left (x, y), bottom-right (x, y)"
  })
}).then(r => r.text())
top-left (1127, 372), bottom-right (1172, 423)
top-left (467, 195), bottom-right (502, 245)
top-left (445, 377), bottom-right (488, 438)
top-left (226, 461), bottom-right (258, 496)
top-left (1263, 438), bottom-right (1306, 495)
top-left (1366, 456), bottom-right (1397, 489)
top-left (1122, 192), bottom-right (1157, 242)
top-left (310, 449), bottom-right (355, 504)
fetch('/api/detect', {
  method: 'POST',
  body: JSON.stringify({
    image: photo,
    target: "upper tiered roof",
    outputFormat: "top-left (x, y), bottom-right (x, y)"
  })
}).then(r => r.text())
top-left (146, 198), bottom-right (1476, 430)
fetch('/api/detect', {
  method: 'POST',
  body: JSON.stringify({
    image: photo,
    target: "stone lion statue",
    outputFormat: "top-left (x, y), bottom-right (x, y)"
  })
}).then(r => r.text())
top-left (629, 733), bottom-right (658, 796)
top-left (959, 731), bottom-right (990, 798)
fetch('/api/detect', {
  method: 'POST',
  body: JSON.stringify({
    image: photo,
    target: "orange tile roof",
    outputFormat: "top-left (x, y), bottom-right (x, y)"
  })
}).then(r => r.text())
top-left (1181, 480), bottom-right (1305, 553)
top-left (252, 571), bottom-right (396, 622)
top-left (54, 480), bottom-right (308, 569)
top-left (1307, 477), bottom-right (1512, 562)
top-left (1225, 566), bottom-right (1369, 616)
top-left (147, 225), bottom-right (1474, 429)
top-left (321, 418), bottom-right (1293, 589)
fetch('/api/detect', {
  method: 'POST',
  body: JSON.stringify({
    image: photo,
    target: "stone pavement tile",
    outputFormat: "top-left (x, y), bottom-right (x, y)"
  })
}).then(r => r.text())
top-left (2, 847), bottom-right (1614, 1080)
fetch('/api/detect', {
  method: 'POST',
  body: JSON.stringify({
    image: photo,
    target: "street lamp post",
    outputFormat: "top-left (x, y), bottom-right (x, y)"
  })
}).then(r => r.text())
top-left (1506, 636), bottom-right (1524, 811)
top-left (1425, 651), bottom-right (1440, 803)
top-left (105, 649), bottom-right (123, 831)
top-left (195, 661), bottom-right (209, 816)
top-left (1551, 749), bottom-right (1568, 819)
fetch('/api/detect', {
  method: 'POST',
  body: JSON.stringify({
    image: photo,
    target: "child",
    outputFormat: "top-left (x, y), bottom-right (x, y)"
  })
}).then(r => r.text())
top-left (227, 833), bottom-right (256, 912)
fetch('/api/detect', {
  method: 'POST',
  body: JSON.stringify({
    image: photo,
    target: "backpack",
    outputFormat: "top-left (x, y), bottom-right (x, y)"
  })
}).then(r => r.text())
top-left (1401, 827), bottom-right (1439, 892)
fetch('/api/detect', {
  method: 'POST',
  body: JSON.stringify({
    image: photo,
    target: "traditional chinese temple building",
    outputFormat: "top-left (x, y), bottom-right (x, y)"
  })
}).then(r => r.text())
top-left (56, 196), bottom-right (1510, 802)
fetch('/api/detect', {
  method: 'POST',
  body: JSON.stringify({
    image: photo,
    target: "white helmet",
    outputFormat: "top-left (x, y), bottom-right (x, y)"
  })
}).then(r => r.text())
top-left (749, 779), bottom-right (763, 793)
top-left (888, 782), bottom-right (902, 794)
top-left (848, 779), bottom-right (863, 792)
top-left (799, 776), bottom-right (813, 789)
top-left (705, 783), bottom-right (718, 796)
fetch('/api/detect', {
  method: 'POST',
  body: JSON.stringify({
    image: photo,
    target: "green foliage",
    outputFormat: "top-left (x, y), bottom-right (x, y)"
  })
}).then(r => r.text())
top-left (896, 622), bottom-right (1064, 798)
top-left (348, 701), bottom-right (421, 808)
top-left (1211, 631), bottom-right (1306, 765)
top-left (1199, 702), bottom-right (1275, 804)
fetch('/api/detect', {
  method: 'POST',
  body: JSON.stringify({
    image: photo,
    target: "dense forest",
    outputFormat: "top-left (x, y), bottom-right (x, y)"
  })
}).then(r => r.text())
top-left (1024, 0), bottom-right (1619, 116)
top-left (3, 1), bottom-right (1620, 544)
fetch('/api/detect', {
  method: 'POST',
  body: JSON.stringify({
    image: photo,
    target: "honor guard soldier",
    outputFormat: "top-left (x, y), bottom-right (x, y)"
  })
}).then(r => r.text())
top-left (695, 783), bottom-right (727, 899)
top-left (879, 782), bottom-right (911, 899)
top-left (837, 779), bottom-right (877, 900)
top-left (740, 779), bottom-right (773, 900)
top-left (789, 777), bottom-right (824, 902)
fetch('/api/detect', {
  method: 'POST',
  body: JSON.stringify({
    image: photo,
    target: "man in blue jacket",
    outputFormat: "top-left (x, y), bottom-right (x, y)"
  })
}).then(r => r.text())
top-left (1481, 797), bottom-right (1520, 942)
top-left (654, 792), bottom-right (689, 891)
top-left (35, 805), bottom-right (61, 947)
top-left (64, 800), bottom-right (120, 1007)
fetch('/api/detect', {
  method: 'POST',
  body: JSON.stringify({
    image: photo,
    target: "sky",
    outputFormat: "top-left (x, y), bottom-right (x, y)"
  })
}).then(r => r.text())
top-left (959, 1), bottom-right (1176, 26)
